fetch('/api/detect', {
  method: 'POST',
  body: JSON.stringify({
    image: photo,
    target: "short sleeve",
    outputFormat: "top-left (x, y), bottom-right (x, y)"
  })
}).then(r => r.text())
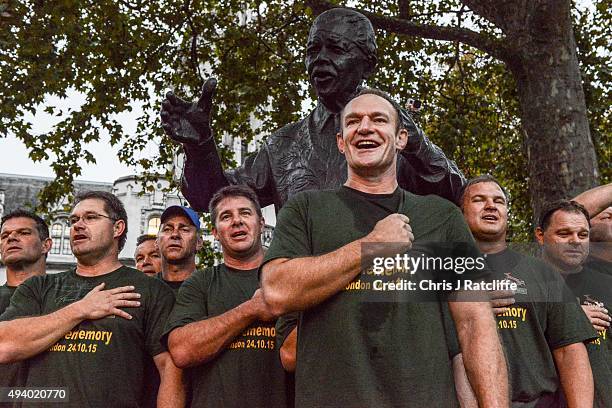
top-left (275, 313), bottom-right (299, 349)
top-left (0, 276), bottom-right (43, 321)
top-left (545, 280), bottom-right (597, 350)
top-left (161, 270), bottom-right (209, 347)
top-left (144, 281), bottom-right (176, 357)
top-left (263, 193), bottom-right (312, 265)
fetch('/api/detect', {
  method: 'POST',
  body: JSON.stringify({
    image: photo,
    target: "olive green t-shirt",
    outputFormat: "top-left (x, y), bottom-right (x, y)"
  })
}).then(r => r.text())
top-left (0, 266), bottom-right (175, 408)
top-left (0, 284), bottom-right (28, 390)
top-left (484, 249), bottom-right (596, 407)
top-left (162, 264), bottom-right (289, 408)
top-left (0, 284), bottom-right (16, 313)
top-left (564, 267), bottom-right (612, 408)
top-left (142, 273), bottom-right (187, 408)
top-left (263, 187), bottom-right (486, 408)
top-left (584, 255), bottom-right (611, 277)
top-left (154, 272), bottom-right (184, 296)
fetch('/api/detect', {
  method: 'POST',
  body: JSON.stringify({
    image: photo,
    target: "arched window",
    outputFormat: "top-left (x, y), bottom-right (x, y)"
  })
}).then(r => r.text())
top-left (147, 217), bottom-right (161, 235)
top-left (50, 220), bottom-right (70, 255)
top-left (62, 225), bottom-right (71, 255)
top-left (50, 223), bottom-right (62, 254)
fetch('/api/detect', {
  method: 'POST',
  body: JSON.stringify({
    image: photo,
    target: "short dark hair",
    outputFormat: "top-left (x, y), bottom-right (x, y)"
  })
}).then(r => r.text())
top-left (537, 200), bottom-right (590, 231)
top-left (458, 175), bottom-right (509, 210)
top-left (340, 88), bottom-right (403, 134)
top-left (1, 209), bottom-right (50, 241)
top-left (136, 234), bottom-right (156, 247)
top-left (209, 185), bottom-right (262, 226)
top-left (73, 191), bottom-right (128, 250)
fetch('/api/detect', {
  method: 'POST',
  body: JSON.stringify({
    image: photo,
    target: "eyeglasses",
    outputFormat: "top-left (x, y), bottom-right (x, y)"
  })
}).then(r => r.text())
top-left (69, 212), bottom-right (116, 226)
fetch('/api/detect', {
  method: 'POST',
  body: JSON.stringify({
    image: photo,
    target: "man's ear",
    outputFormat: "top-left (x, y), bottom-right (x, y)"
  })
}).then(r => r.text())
top-left (41, 238), bottom-right (53, 255)
top-left (212, 226), bottom-right (219, 240)
top-left (337, 132), bottom-right (345, 154)
top-left (113, 220), bottom-right (126, 239)
top-left (395, 129), bottom-right (408, 151)
top-left (534, 227), bottom-right (545, 245)
top-left (196, 236), bottom-right (204, 251)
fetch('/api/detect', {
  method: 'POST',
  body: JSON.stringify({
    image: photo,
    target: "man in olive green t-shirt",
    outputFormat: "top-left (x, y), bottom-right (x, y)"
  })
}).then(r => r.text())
top-left (536, 199), bottom-right (612, 408)
top-left (0, 191), bottom-right (183, 407)
top-left (460, 176), bottom-right (595, 407)
top-left (261, 88), bottom-right (509, 407)
top-left (0, 209), bottom-right (52, 390)
top-left (163, 185), bottom-right (289, 408)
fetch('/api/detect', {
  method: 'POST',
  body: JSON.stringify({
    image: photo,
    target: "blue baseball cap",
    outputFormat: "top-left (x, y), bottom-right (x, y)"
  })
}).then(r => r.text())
top-left (160, 206), bottom-right (201, 230)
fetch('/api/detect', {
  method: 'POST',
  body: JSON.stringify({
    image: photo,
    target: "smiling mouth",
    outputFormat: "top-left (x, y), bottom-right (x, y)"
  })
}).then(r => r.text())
top-left (481, 214), bottom-right (499, 222)
top-left (355, 140), bottom-right (381, 150)
top-left (231, 231), bottom-right (248, 239)
top-left (73, 235), bottom-right (88, 242)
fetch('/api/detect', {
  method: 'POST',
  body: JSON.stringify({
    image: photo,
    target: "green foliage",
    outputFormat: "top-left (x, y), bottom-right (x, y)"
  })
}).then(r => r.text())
top-left (1, 0), bottom-right (609, 256)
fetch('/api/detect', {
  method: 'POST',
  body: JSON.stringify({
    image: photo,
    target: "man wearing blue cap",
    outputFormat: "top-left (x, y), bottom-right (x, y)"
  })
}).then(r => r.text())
top-left (163, 185), bottom-right (289, 408)
top-left (156, 205), bottom-right (203, 295)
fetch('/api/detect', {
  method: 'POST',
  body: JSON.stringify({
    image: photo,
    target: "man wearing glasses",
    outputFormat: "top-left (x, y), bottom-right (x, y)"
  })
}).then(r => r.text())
top-left (0, 191), bottom-right (184, 407)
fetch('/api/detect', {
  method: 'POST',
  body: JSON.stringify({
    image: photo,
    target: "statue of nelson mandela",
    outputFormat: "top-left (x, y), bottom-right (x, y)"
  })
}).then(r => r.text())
top-left (160, 8), bottom-right (465, 212)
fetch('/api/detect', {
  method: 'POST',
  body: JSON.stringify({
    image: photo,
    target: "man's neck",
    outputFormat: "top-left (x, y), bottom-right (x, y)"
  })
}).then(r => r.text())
top-left (476, 240), bottom-right (507, 255)
top-left (223, 248), bottom-right (265, 271)
top-left (76, 253), bottom-right (122, 277)
top-left (345, 166), bottom-right (398, 194)
top-left (161, 260), bottom-right (196, 282)
top-left (543, 253), bottom-right (583, 276)
top-left (6, 261), bottom-right (46, 286)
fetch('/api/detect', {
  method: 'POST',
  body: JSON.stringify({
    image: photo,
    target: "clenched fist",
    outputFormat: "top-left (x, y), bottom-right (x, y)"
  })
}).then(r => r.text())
top-left (363, 213), bottom-right (414, 258)
top-left (249, 289), bottom-right (277, 322)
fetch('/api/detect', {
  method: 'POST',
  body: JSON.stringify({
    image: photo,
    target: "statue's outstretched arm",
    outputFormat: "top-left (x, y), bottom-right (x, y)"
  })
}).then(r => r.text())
top-left (398, 109), bottom-right (466, 205)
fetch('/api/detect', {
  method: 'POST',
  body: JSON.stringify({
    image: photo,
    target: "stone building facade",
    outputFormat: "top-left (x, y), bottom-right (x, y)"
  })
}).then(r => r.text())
top-left (0, 171), bottom-right (275, 284)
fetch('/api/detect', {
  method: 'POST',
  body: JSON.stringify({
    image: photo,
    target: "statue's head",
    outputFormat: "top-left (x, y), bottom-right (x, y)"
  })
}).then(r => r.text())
top-left (306, 9), bottom-right (378, 112)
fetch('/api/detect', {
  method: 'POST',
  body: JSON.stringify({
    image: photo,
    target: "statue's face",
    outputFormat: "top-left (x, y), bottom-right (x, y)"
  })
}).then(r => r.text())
top-left (306, 23), bottom-right (368, 105)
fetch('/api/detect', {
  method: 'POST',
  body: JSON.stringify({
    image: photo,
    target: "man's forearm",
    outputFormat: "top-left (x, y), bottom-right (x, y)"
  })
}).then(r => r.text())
top-left (0, 303), bottom-right (84, 363)
top-left (572, 183), bottom-right (612, 218)
top-left (155, 352), bottom-right (186, 408)
top-left (449, 301), bottom-right (509, 407)
top-left (452, 353), bottom-right (478, 408)
top-left (280, 327), bottom-right (297, 372)
top-left (261, 239), bottom-right (364, 315)
top-left (553, 343), bottom-right (593, 408)
top-left (168, 300), bottom-right (259, 368)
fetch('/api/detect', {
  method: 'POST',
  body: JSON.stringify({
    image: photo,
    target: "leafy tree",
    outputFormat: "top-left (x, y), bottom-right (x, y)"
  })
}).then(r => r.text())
top-left (0, 0), bottom-right (609, 246)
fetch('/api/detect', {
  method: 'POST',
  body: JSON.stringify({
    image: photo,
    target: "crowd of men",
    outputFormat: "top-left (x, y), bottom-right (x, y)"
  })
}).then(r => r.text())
top-left (0, 7), bottom-right (610, 408)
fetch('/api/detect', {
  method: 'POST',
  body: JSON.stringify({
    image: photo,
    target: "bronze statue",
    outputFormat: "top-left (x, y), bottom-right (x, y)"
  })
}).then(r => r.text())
top-left (160, 9), bottom-right (465, 212)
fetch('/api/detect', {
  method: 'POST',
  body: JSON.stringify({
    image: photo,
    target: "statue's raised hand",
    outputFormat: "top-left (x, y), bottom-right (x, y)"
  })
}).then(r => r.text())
top-left (161, 78), bottom-right (217, 146)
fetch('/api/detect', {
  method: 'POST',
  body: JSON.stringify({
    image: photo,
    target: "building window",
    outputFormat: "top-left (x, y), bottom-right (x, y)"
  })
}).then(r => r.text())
top-left (147, 217), bottom-right (161, 235)
top-left (50, 220), bottom-right (70, 255)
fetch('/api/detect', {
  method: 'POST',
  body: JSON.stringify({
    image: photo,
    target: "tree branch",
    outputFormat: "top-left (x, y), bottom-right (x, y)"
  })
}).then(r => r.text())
top-left (398, 0), bottom-right (409, 19)
top-left (306, 0), bottom-right (514, 63)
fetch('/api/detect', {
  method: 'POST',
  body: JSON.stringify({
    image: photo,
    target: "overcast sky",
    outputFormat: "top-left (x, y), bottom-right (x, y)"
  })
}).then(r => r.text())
top-left (0, 90), bottom-right (154, 183)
